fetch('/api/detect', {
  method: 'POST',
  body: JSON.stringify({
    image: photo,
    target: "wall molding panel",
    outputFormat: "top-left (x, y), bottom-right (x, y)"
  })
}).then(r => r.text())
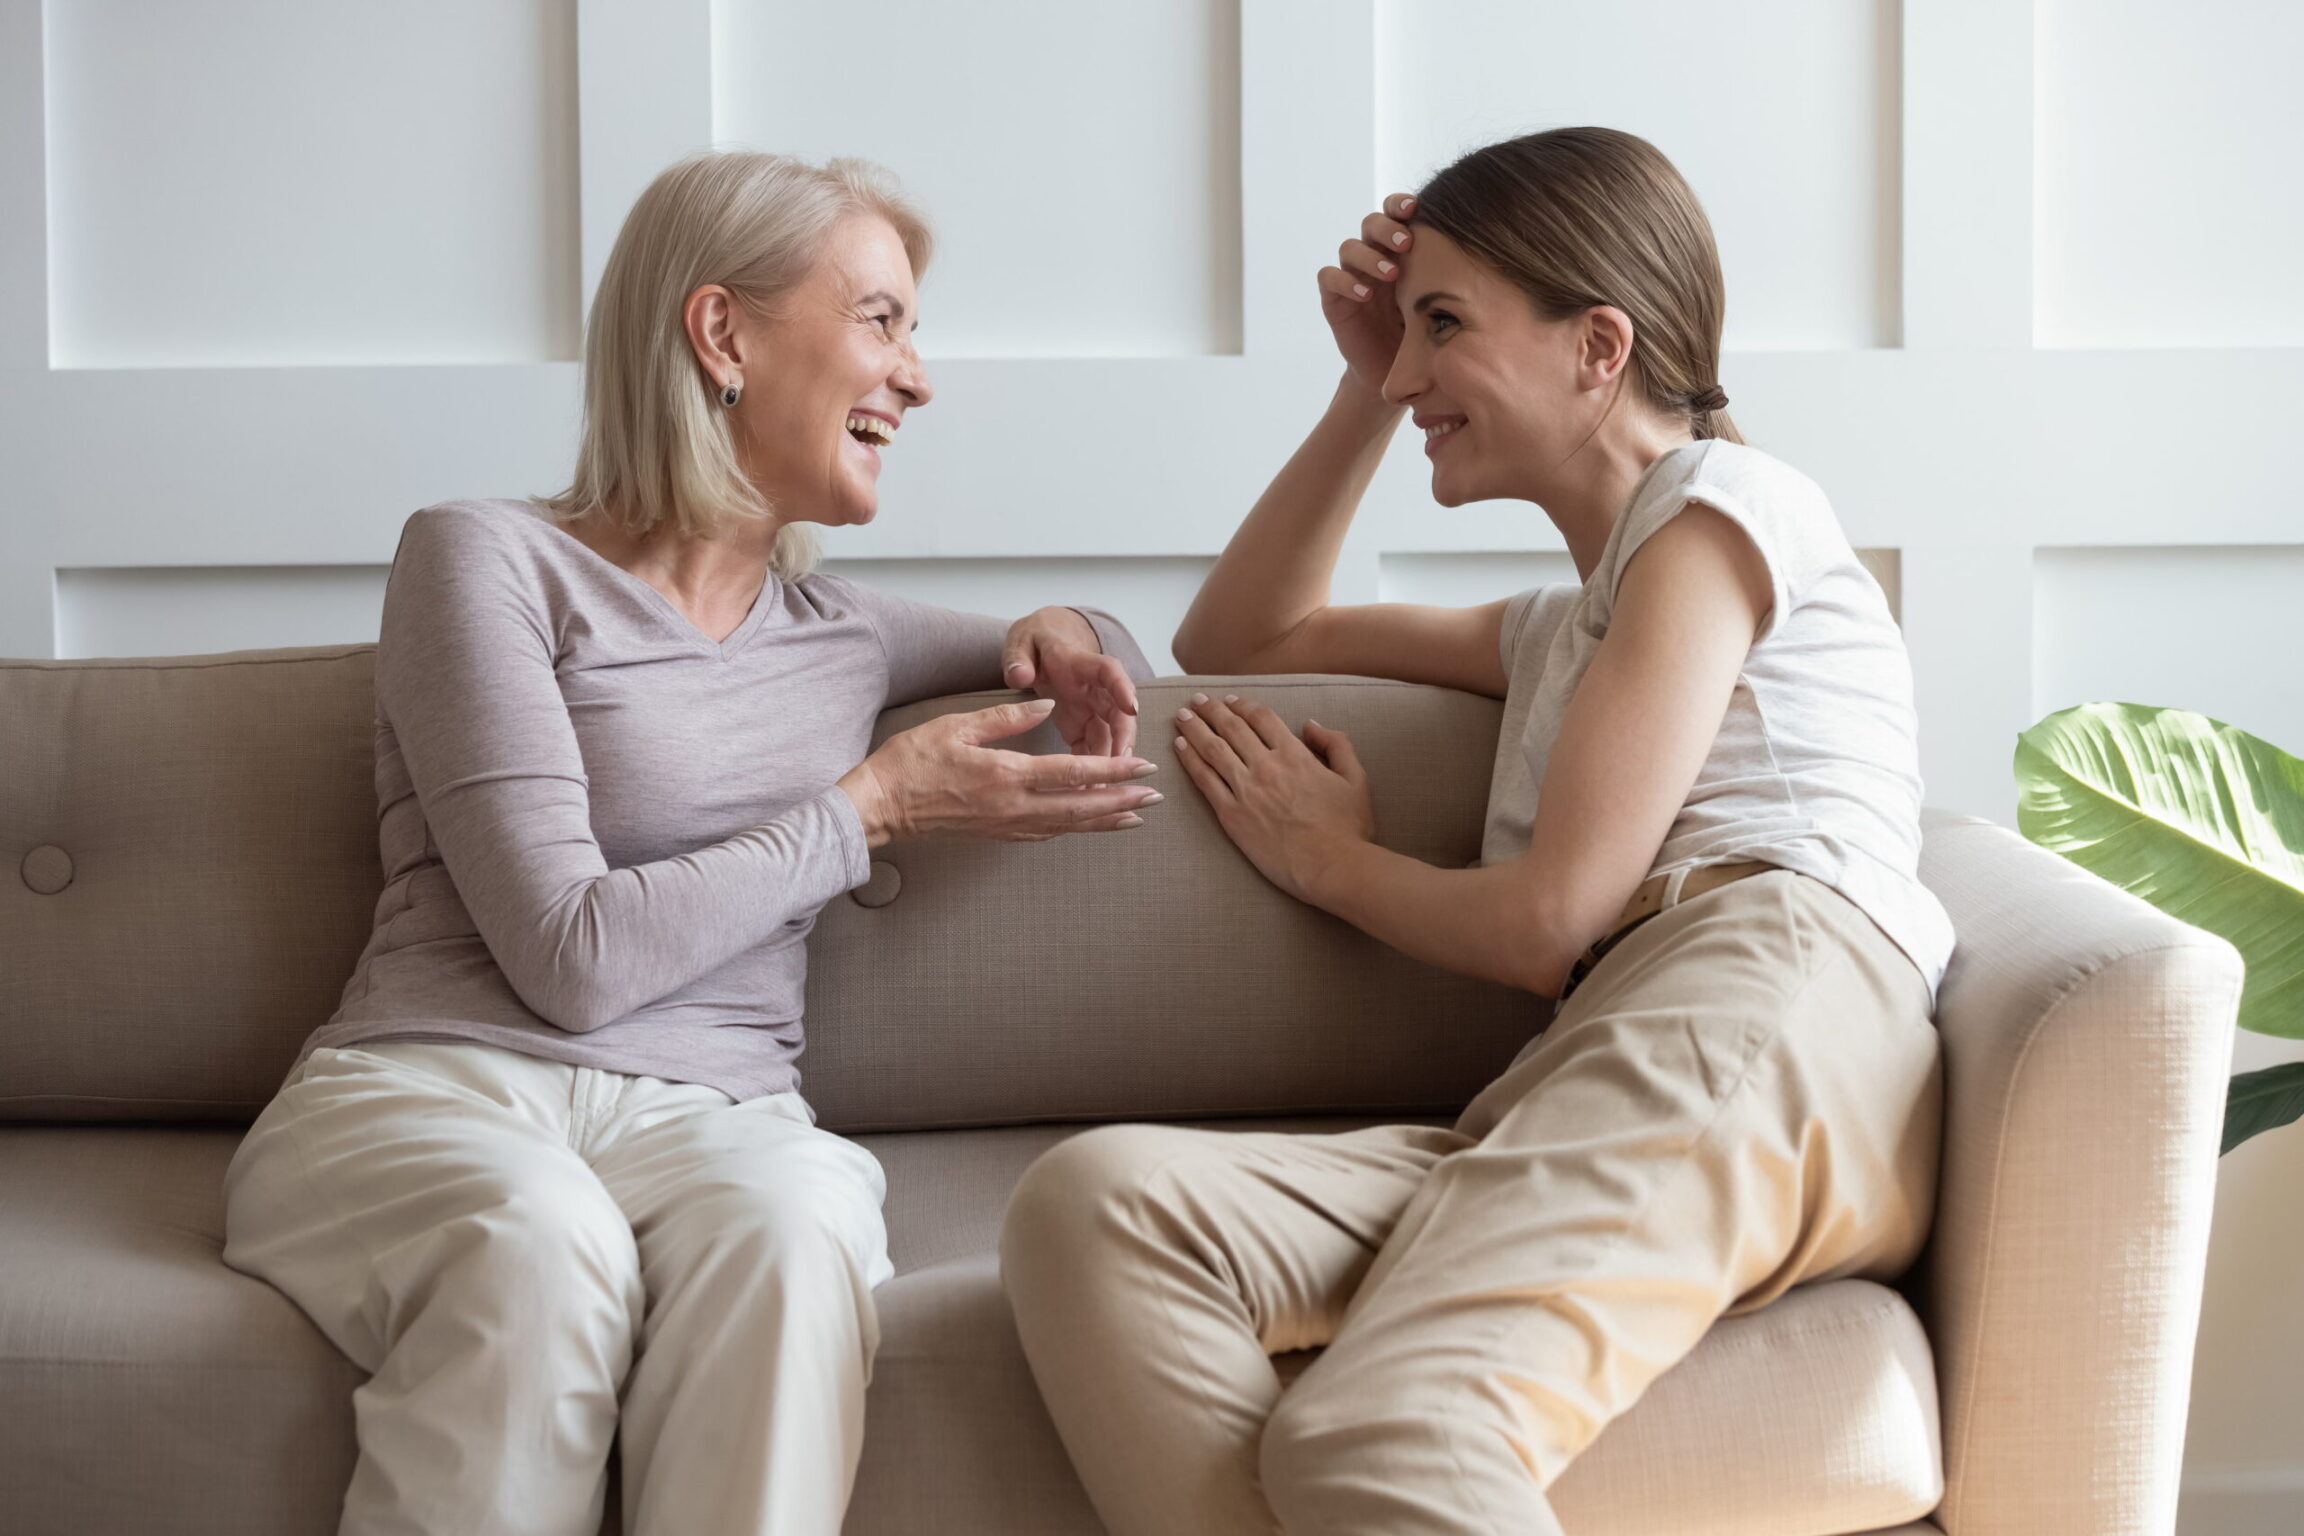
top-left (0, 0), bottom-right (2298, 1524)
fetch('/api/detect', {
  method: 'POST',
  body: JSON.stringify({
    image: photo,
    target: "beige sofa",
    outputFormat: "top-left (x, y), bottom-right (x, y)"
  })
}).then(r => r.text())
top-left (0, 644), bottom-right (2239, 1536)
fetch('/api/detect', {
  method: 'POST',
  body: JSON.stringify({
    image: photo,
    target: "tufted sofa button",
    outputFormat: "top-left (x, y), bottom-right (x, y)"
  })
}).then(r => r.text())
top-left (851, 859), bottom-right (902, 908)
top-left (21, 844), bottom-right (74, 895)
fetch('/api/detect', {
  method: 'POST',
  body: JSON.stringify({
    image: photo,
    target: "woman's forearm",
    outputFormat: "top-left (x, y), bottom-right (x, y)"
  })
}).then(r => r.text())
top-left (1172, 377), bottom-right (1405, 673)
top-left (1306, 840), bottom-right (1583, 1000)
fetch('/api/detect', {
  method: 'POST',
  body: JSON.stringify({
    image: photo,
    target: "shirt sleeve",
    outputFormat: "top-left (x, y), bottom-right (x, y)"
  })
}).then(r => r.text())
top-left (374, 507), bottom-right (871, 1035)
top-left (1607, 457), bottom-right (1833, 647)
top-left (818, 575), bottom-right (1156, 709)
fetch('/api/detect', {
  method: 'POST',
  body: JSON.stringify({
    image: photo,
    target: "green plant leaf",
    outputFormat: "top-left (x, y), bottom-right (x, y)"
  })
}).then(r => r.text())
top-left (2224, 1063), bottom-right (2304, 1155)
top-left (2016, 702), bottom-right (2304, 1039)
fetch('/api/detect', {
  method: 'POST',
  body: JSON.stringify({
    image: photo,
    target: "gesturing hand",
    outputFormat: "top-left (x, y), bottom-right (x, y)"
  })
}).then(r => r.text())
top-left (1002, 607), bottom-right (1140, 759)
top-left (1172, 692), bottom-right (1374, 904)
top-left (838, 698), bottom-right (1161, 848)
top-left (1317, 192), bottom-right (1419, 396)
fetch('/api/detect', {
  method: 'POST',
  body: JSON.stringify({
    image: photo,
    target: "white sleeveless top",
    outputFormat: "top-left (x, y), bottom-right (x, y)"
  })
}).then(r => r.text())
top-left (1480, 439), bottom-right (1954, 1002)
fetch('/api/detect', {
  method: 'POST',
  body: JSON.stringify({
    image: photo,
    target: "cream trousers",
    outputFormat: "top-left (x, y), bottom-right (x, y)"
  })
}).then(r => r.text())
top-left (1000, 870), bottom-right (1942, 1536)
top-left (222, 1039), bottom-right (893, 1536)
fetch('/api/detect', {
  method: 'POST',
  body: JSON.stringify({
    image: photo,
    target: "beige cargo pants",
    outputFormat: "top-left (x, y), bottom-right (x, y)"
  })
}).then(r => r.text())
top-left (999, 870), bottom-right (1941, 1536)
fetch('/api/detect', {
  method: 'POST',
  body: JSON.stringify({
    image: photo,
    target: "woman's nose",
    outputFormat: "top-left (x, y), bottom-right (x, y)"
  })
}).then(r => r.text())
top-left (1381, 350), bottom-right (1423, 408)
top-left (895, 347), bottom-right (933, 408)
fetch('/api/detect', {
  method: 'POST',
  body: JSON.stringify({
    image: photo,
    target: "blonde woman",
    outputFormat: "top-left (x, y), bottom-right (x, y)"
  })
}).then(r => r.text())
top-left (1001, 128), bottom-right (1951, 1535)
top-left (222, 152), bottom-right (1158, 1536)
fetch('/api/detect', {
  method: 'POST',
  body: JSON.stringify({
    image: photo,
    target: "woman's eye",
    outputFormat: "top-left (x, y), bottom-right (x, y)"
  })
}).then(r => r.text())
top-left (1428, 310), bottom-right (1459, 335)
top-left (871, 313), bottom-right (893, 330)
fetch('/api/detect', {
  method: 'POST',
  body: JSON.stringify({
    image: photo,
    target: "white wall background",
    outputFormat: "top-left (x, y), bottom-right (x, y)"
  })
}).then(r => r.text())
top-left (3, 0), bottom-right (2300, 1526)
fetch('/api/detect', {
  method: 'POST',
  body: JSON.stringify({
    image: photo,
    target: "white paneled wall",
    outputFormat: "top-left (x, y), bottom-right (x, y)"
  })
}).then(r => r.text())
top-left (45, 0), bottom-right (582, 369)
top-left (4, 3), bottom-right (2300, 1523)
top-left (2034, 0), bottom-right (2304, 349)
top-left (1375, 0), bottom-right (1902, 351)
top-left (712, 0), bottom-right (1243, 359)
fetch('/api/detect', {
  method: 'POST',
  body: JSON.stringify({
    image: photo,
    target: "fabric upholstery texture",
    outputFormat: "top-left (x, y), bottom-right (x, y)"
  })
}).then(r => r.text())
top-left (1916, 810), bottom-right (2239, 1536)
top-left (4, 1123), bottom-right (1941, 1536)
top-left (0, 648), bottom-right (381, 1119)
top-left (0, 647), bottom-right (2238, 1536)
top-left (804, 678), bottom-right (1548, 1132)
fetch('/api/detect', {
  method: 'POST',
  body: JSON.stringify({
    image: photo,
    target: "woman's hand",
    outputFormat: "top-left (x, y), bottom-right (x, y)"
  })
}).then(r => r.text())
top-left (1172, 692), bottom-right (1374, 904)
top-left (1318, 192), bottom-right (1419, 396)
top-left (1003, 607), bottom-right (1140, 759)
top-left (838, 698), bottom-right (1160, 848)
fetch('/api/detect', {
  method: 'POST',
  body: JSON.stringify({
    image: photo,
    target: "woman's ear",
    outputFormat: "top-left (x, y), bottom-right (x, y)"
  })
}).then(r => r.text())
top-left (1577, 305), bottom-right (1637, 390)
top-left (683, 284), bottom-right (744, 391)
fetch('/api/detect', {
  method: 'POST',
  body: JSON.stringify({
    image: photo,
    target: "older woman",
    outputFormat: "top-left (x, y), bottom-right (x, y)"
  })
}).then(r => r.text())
top-left (221, 152), bottom-right (1159, 1536)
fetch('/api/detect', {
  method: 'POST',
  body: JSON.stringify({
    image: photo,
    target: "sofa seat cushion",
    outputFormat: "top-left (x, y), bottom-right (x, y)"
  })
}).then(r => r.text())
top-left (0, 1128), bottom-right (358, 1536)
top-left (4, 1121), bottom-right (1942, 1536)
top-left (859, 1123), bottom-right (1945, 1536)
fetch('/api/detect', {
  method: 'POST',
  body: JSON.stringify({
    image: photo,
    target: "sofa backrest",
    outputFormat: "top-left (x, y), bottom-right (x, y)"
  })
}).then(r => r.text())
top-left (0, 647), bottom-right (1545, 1125)
top-left (2, 648), bottom-right (383, 1120)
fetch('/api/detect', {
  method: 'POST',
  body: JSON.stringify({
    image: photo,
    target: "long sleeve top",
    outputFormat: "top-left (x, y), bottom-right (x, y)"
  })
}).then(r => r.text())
top-left (295, 498), bottom-right (1152, 1100)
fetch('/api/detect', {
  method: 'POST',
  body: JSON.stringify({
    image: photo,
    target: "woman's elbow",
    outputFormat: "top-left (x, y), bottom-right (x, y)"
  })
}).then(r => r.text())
top-left (500, 957), bottom-right (627, 1035)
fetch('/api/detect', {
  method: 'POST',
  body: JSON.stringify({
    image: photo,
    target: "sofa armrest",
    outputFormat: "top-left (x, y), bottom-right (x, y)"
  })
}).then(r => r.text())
top-left (1918, 811), bottom-right (2241, 1536)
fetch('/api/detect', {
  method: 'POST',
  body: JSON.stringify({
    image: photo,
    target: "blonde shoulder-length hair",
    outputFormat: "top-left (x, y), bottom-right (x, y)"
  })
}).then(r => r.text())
top-left (543, 151), bottom-right (933, 577)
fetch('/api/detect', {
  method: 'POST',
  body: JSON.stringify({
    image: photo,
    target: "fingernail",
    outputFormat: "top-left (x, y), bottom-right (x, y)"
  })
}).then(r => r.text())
top-left (1376, 260), bottom-right (1395, 277)
top-left (1190, 692), bottom-right (1209, 705)
top-left (1173, 735), bottom-right (1189, 753)
top-left (1130, 761), bottom-right (1160, 778)
top-left (1136, 790), bottom-right (1164, 806)
top-left (1116, 813), bottom-right (1144, 828)
top-left (1391, 231), bottom-right (1408, 249)
top-left (1352, 283), bottom-right (1370, 299)
top-left (1176, 707), bottom-right (1194, 721)
top-left (1222, 694), bottom-right (1238, 704)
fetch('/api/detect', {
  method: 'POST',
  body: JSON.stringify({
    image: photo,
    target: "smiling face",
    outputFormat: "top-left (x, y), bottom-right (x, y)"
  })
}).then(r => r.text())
top-left (1381, 225), bottom-right (1624, 509)
top-left (718, 214), bottom-right (931, 530)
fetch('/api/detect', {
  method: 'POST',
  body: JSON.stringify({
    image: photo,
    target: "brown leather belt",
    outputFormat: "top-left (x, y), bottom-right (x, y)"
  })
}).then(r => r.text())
top-left (1560, 860), bottom-right (1777, 1000)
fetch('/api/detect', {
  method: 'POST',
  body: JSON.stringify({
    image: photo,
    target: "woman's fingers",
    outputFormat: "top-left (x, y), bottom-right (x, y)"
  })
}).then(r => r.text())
top-left (1304, 718), bottom-right (1366, 783)
top-left (1337, 237), bottom-right (1400, 286)
top-left (1174, 706), bottom-right (1247, 785)
top-left (1000, 628), bottom-right (1040, 692)
top-left (1021, 752), bottom-right (1154, 790)
top-left (1319, 265), bottom-right (1378, 303)
top-left (1173, 733), bottom-right (1235, 806)
top-left (956, 696), bottom-right (1059, 746)
top-left (1360, 210), bottom-right (1412, 256)
top-left (1191, 694), bottom-right (1270, 761)
top-left (1384, 191), bottom-right (1416, 222)
top-left (1229, 697), bottom-right (1297, 752)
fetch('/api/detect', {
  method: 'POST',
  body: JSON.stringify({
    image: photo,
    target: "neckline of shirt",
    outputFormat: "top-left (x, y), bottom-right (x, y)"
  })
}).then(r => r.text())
top-left (515, 499), bottom-right (779, 662)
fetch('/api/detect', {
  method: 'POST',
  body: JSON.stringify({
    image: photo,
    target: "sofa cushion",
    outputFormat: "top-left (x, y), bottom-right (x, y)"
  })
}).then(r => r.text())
top-left (2, 1123), bottom-right (1940, 1536)
top-left (861, 1124), bottom-right (1943, 1536)
top-left (0, 648), bottom-right (381, 1121)
top-left (804, 677), bottom-right (1547, 1132)
top-left (0, 1127), bottom-right (361, 1536)
top-left (1, 654), bottom-right (1553, 1130)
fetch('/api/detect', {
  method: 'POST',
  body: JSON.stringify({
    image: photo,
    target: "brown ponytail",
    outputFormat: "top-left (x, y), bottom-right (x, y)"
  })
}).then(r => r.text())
top-left (1413, 127), bottom-right (1743, 446)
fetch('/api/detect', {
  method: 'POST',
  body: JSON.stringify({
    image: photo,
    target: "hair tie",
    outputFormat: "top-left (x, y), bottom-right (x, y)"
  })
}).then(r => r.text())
top-left (1690, 384), bottom-right (1729, 413)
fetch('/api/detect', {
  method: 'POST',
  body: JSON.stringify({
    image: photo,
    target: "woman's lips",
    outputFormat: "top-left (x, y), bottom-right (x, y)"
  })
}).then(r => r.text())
top-left (1422, 418), bottom-right (1465, 458)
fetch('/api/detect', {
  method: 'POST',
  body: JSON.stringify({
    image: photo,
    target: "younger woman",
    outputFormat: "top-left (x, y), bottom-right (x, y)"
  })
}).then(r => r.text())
top-left (999, 127), bottom-right (1950, 1536)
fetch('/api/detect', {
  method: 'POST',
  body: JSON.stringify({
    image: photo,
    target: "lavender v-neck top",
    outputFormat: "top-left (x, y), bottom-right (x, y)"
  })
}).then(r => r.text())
top-left (295, 498), bottom-right (1151, 1100)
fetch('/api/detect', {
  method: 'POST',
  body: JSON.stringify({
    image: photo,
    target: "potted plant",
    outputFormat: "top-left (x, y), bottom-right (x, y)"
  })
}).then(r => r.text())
top-left (2016, 702), bottom-right (2304, 1154)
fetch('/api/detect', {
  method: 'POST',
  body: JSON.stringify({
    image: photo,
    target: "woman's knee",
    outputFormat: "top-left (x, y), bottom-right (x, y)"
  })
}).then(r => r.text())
top-left (999, 1123), bottom-right (1197, 1282)
top-left (436, 1161), bottom-right (643, 1317)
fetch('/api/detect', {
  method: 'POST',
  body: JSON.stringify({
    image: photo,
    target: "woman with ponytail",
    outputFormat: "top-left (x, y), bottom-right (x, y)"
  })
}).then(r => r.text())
top-left (1000, 127), bottom-right (1950, 1536)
